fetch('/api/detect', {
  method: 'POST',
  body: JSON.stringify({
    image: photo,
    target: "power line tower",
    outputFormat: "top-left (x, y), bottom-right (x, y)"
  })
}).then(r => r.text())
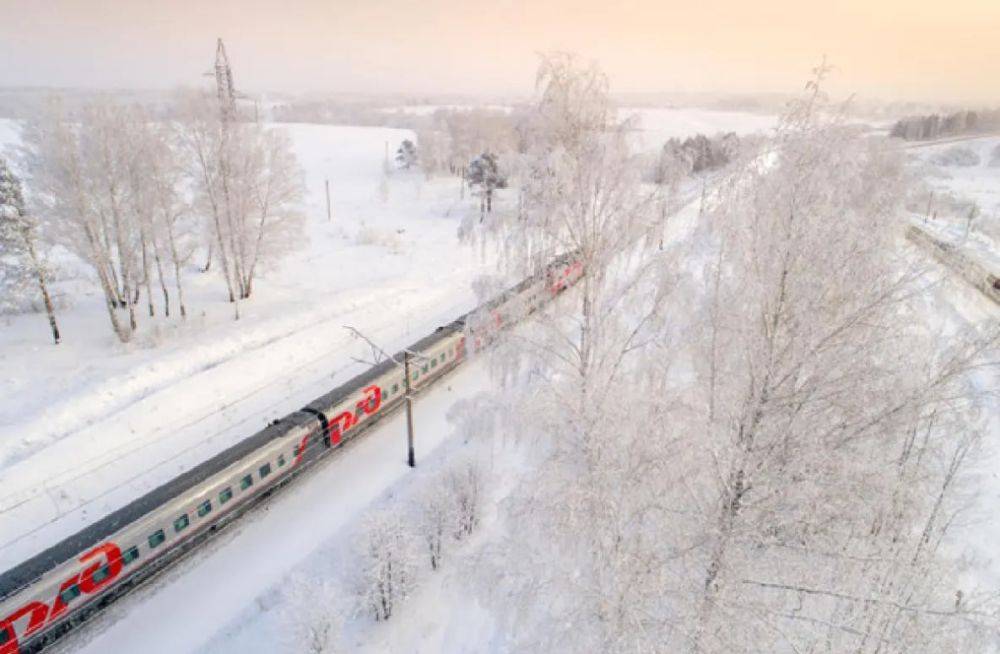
top-left (214, 38), bottom-right (237, 123)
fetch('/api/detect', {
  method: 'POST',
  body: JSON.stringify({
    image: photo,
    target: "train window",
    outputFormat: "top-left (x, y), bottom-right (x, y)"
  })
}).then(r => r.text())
top-left (440, 353), bottom-right (446, 362)
top-left (278, 454), bottom-right (286, 467)
top-left (148, 530), bottom-right (166, 549)
top-left (392, 383), bottom-right (399, 394)
top-left (0, 628), bottom-right (8, 645)
top-left (431, 358), bottom-right (437, 368)
top-left (174, 514), bottom-right (190, 533)
top-left (91, 565), bottom-right (111, 584)
top-left (197, 500), bottom-right (212, 518)
top-left (219, 487), bottom-right (233, 504)
top-left (241, 475), bottom-right (253, 490)
top-left (259, 463), bottom-right (271, 478)
top-left (59, 584), bottom-right (81, 604)
top-left (122, 546), bottom-right (140, 565)
top-left (421, 364), bottom-right (429, 374)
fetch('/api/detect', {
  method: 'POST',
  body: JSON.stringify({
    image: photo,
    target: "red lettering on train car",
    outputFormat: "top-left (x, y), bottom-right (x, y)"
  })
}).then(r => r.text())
top-left (0, 601), bottom-right (48, 654)
top-left (293, 431), bottom-right (312, 465)
top-left (77, 543), bottom-right (122, 594)
top-left (328, 411), bottom-right (354, 445)
top-left (329, 385), bottom-right (382, 445)
top-left (357, 385), bottom-right (381, 416)
top-left (1, 541), bottom-right (126, 653)
top-left (47, 575), bottom-right (81, 621)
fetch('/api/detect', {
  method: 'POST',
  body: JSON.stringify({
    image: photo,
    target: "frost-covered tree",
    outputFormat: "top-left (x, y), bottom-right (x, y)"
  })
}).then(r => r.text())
top-left (668, 69), bottom-right (1000, 654)
top-left (0, 155), bottom-right (60, 342)
top-left (21, 101), bottom-right (143, 341)
top-left (175, 90), bottom-right (305, 316)
top-left (414, 476), bottom-right (452, 571)
top-left (462, 53), bottom-right (673, 653)
top-left (140, 119), bottom-right (194, 319)
top-left (282, 576), bottom-right (342, 654)
top-left (447, 458), bottom-right (483, 540)
top-left (414, 128), bottom-right (451, 178)
top-left (355, 508), bottom-right (419, 622)
top-left (394, 139), bottom-right (417, 170)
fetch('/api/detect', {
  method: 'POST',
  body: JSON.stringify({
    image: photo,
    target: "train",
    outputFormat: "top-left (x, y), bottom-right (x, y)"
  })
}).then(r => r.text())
top-left (0, 255), bottom-right (584, 654)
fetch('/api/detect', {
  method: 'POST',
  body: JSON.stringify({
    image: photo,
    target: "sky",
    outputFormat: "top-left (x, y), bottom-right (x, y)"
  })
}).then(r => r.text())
top-left (0, 0), bottom-right (998, 104)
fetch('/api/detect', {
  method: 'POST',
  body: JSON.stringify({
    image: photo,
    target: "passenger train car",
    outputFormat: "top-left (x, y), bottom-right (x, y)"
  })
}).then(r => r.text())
top-left (0, 255), bottom-right (584, 654)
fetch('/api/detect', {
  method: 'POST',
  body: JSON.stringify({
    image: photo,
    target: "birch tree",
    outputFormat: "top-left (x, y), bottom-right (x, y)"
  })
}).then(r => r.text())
top-left (464, 53), bottom-right (678, 652)
top-left (355, 508), bottom-right (419, 622)
top-left (282, 576), bottom-right (342, 654)
top-left (0, 155), bottom-right (61, 343)
top-left (21, 101), bottom-right (137, 341)
top-left (175, 90), bottom-right (305, 317)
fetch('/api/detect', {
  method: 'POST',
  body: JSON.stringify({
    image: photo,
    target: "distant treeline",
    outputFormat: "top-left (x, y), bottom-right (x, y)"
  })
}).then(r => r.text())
top-left (889, 109), bottom-right (1000, 141)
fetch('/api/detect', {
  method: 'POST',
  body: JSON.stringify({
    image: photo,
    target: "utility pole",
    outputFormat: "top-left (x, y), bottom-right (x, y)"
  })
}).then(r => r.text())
top-left (403, 351), bottom-right (416, 467)
top-left (325, 179), bottom-right (332, 222)
top-left (344, 326), bottom-right (425, 468)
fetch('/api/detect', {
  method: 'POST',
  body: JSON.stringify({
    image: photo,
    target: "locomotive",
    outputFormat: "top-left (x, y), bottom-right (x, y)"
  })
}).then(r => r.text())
top-left (0, 256), bottom-right (584, 654)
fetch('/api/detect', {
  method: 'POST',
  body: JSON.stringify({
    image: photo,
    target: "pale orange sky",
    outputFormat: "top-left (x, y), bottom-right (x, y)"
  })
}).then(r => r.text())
top-left (0, 0), bottom-right (997, 103)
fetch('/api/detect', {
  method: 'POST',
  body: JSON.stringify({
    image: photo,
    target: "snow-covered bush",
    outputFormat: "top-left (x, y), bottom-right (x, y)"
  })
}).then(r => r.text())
top-left (354, 224), bottom-right (402, 253)
top-left (988, 143), bottom-right (1000, 167)
top-left (931, 145), bottom-right (981, 167)
top-left (413, 476), bottom-right (452, 571)
top-left (447, 458), bottom-right (483, 540)
top-left (281, 575), bottom-right (342, 654)
top-left (354, 508), bottom-right (419, 621)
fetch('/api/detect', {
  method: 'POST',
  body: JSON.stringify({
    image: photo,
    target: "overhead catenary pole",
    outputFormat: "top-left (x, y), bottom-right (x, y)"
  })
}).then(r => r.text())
top-left (325, 179), bottom-right (332, 222)
top-left (403, 350), bottom-right (416, 468)
top-left (344, 325), bottom-right (420, 468)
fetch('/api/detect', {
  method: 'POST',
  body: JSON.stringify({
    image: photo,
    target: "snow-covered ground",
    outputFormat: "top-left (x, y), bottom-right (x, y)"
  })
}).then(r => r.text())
top-left (907, 134), bottom-right (1000, 261)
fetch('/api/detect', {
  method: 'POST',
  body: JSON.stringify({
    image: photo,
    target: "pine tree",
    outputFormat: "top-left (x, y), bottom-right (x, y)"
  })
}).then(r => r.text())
top-left (395, 139), bottom-right (418, 169)
top-left (466, 152), bottom-right (506, 217)
top-left (0, 156), bottom-right (60, 344)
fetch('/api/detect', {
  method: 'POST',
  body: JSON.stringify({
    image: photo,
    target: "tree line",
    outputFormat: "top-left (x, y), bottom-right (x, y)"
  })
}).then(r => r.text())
top-left (890, 108), bottom-right (1000, 141)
